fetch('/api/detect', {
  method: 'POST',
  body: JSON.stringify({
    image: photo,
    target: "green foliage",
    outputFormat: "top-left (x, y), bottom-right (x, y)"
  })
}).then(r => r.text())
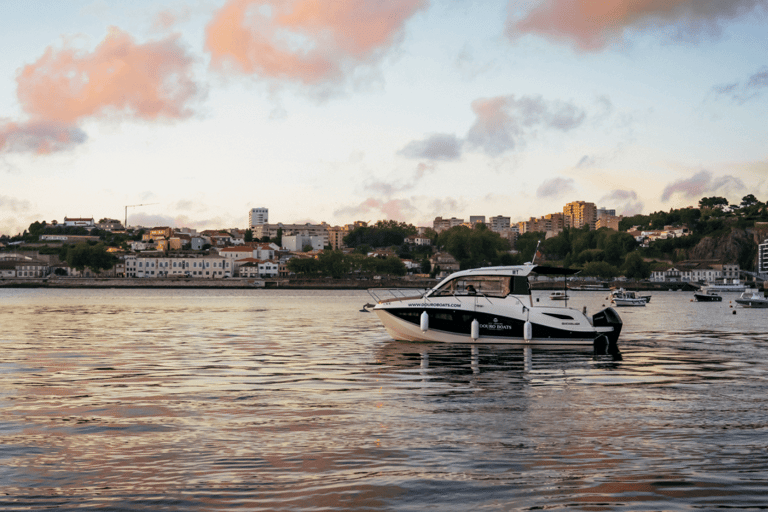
top-left (343, 221), bottom-right (417, 249)
top-left (437, 224), bottom-right (512, 269)
top-left (63, 243), bottom-right (116, 273)
top-left (541, 227), bottom-right (637, 266)
top-left (580, 261), bottom-right (620, 278)
top-left (622, 252), bottom-right (651, 279)
top-left (287, 251), bottom-right (406, 278)
top-left (244, 229), bottom-right (253, 242)
top-left (287, 257), bottom-right (321, 275)
top-left (699, 196), bottom-right (729, 209)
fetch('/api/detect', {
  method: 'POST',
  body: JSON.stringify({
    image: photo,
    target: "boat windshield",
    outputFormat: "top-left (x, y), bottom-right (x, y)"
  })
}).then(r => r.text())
top-left (430, 275), bottom-right (529, 298)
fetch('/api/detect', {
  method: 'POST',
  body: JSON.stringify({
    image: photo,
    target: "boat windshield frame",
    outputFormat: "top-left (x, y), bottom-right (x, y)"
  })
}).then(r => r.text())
top-left (428, 274), bottom-right (530, 298)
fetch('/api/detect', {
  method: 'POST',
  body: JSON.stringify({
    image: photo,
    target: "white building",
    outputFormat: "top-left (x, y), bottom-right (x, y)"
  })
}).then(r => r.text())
top-left (282, 235), bottom-right (324, 252)
top-left (236, 258), bottom-right (280, 278)
top-left (63, 217), bottom-right (95, 228)
top-left (218, 243), bottom-right (277, 261)
top-left (249, 208), bottom-right (269, 228)
top-left (125, 255), bottom-right (234, 278)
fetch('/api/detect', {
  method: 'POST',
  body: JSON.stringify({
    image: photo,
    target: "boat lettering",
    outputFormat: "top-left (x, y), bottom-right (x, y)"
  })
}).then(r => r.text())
top-left (480, 323), bottom-right (511, 330)
top-left (562, 322), bottom-right (579, 325)
top-left (408, 303), bottom-right (461, 308)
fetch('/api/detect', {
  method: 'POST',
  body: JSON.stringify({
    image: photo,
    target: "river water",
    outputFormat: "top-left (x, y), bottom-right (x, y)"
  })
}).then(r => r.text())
top-left (1, 288), bottom-right (767, 511)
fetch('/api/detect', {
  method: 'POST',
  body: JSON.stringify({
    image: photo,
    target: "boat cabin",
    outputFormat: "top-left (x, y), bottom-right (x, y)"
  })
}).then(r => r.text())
top-left (428, 274), bottom-right (530, 298)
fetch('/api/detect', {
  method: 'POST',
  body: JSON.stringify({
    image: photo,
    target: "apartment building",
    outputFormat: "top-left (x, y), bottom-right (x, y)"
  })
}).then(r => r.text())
top-left (249, 208), bottom-right (269, 228)
top-left (433, 217), bottom-right (464, 233)
top-left (563, 201), bottom-right (597, 230)
top-left (759, 238), bottom-right (768, 277)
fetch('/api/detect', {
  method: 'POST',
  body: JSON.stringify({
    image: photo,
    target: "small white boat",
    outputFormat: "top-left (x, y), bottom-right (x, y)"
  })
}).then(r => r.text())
top-left (734, 289), bottom-right (768, 308)
top-left (610, 288), bottom-right (647, 307)
top-left (549, 291), bottom-right (568, 300)
top-left (365, 264), bottom-right (623, 354)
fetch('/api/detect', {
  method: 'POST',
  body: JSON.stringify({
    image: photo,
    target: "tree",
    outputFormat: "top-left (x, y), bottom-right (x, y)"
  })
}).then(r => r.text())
top-left (244, 229), bottom-right (253, 242)
top-left (438, 224), bottom-right (512, 269)
top-left (318, 250), bottom-right (351, 278)
top-left (699, 196), bottom-right (729, 210)
top-left (287, 257), bottom-right (321, 275)
top-left (622, 252), bottom-right (651, 280)
top-left (64, 242), bottom-right (116, 273)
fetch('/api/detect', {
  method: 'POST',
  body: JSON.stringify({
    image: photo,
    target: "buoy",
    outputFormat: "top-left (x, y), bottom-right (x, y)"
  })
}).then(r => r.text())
top-left (471, 318), bottom-right (480, 340)
top-left (420, 311), bottom-right (429, 332)
top-left (524, 320), bottom-right (532, 341)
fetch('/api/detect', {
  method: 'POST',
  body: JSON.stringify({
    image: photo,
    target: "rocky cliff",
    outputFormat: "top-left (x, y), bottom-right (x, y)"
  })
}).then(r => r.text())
top-left (687, 223), bottom-right (768, 269)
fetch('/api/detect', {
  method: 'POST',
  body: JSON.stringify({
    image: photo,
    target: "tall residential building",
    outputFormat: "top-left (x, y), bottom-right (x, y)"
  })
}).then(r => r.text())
top-left (759, 238), bottom-right (768, 277)
top-left (563, 201), bottom-right (597, 230)
top-left (469, 216), bottom-right (486, 225)
top-left (489, 216), bottom-right (511, 232)
top-left (433, 217), bottom-right (464, 233)
top-left (249, 208), bottom-right (269, 228)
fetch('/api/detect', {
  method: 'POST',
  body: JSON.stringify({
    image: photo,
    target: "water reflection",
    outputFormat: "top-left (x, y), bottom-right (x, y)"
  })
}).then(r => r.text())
top-left (1, 289), bottom-right (768, 511)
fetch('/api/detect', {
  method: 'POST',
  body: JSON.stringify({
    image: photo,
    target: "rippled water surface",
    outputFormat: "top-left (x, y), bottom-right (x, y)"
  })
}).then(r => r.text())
top-left (1, 288), bottom-right (767, 511)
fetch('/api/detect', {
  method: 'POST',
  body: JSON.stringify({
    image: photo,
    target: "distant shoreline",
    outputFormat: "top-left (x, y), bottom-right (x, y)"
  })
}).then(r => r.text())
top-left (0, 276), bottom-right (708, 291)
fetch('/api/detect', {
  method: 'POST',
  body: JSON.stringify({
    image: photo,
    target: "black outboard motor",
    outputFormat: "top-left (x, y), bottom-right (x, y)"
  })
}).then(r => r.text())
top-left (592, 307), bottom-right (623, 358)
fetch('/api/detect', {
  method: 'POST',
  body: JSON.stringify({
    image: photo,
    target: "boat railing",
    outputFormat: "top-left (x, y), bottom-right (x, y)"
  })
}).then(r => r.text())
top-left (367, 288), bottom-right (430, 304)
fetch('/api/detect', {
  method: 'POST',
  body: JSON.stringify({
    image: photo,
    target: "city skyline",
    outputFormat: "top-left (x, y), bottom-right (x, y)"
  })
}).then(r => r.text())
top-left (2, 0), bottom-right (768, 237)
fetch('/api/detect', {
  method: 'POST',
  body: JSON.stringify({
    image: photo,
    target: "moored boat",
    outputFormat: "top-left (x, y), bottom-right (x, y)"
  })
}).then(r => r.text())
top-left (549, 291), bottom-right (568, 300)
top-left (693, 289), bottom-right (722, 302)
top-left (610, 288), bottom-right (649, 306)
top-left (365, 264), bottom-right (623, 355)
top-left (734, 289), bottom-right (768, 308)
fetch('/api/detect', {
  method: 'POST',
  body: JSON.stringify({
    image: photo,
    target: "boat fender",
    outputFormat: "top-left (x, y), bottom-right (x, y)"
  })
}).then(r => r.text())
top-left (471, 318), bottom-right (480, 341)
top-left (420, 311), bottom-right (429, 332)
top-left (524, 320), bottom-right (532, 341)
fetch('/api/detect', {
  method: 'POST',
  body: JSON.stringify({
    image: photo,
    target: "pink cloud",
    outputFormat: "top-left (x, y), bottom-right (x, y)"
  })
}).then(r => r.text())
top-left (508, 0), bottom-right (768, 50)
top-left (466, 95), bottom-right (585, 155)
top-left (2, 28), bottom-right (201, 154)
top-left (17, 27), bottom-right (200, 123)
top-left (205, 0), bottom-right (427, 84)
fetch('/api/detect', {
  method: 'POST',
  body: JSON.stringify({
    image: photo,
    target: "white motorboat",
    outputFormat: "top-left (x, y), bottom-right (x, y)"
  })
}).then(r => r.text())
top-left (734, 289), bottom-right (768, 308)
top-left (610, 288), bottom-right (647, 307)
top-left (365, 264), bottom-right (623, 354)
top-left (549, 291), bottom-right (568, 300)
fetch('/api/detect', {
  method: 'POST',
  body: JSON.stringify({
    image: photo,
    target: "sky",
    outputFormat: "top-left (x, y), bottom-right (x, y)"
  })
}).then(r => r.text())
top-left (1, 0), bottom-right (768, 236)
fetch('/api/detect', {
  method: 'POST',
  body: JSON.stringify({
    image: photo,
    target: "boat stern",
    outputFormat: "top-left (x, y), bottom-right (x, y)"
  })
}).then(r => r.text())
top-left (592, 307), bottom-right (623, 356)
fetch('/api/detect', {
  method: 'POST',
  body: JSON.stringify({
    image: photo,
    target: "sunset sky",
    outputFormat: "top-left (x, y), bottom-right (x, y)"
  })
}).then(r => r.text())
top-left (2, 0), bottom-right (767, 236)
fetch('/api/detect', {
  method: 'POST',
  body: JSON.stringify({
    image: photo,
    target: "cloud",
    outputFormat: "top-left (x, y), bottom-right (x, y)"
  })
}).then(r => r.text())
top-left (536, 177), bottom-right (576, 198)
top-left (398, 134), bottom-right (462, 161)
top-left (333, 197), bottom-right (416, 221)
top-left (2, 27), bottom-right (201, 155)
top-left (661, 170), bottom-right (745, 202)
top-left (466, 95), bottom-right (586, 156)
top-left (0, 121), bottom-right (87, 154)
top-left (712, 66), bottom-right (768, 103)
top-left (508, 0), bottom-right (768, 51)
top-left (205, 0), bottom-right (427, 85)
top-left (0, 195), bottom-right (32, 212)
top-left (599, 189), bottom-right (644, 216)
top-left (364, 162), bottom-right (436, 195)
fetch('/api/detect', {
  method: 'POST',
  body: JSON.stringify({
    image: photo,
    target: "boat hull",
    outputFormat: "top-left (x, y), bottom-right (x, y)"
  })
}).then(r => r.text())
top-left (694, 293), bottom-right (722, 302)
top-left (735, 299), bottom-right (768, 308)
top-left (613, 298), bottom-right (646, 307)
top-left (373, 303), bottom-right (620, 347)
